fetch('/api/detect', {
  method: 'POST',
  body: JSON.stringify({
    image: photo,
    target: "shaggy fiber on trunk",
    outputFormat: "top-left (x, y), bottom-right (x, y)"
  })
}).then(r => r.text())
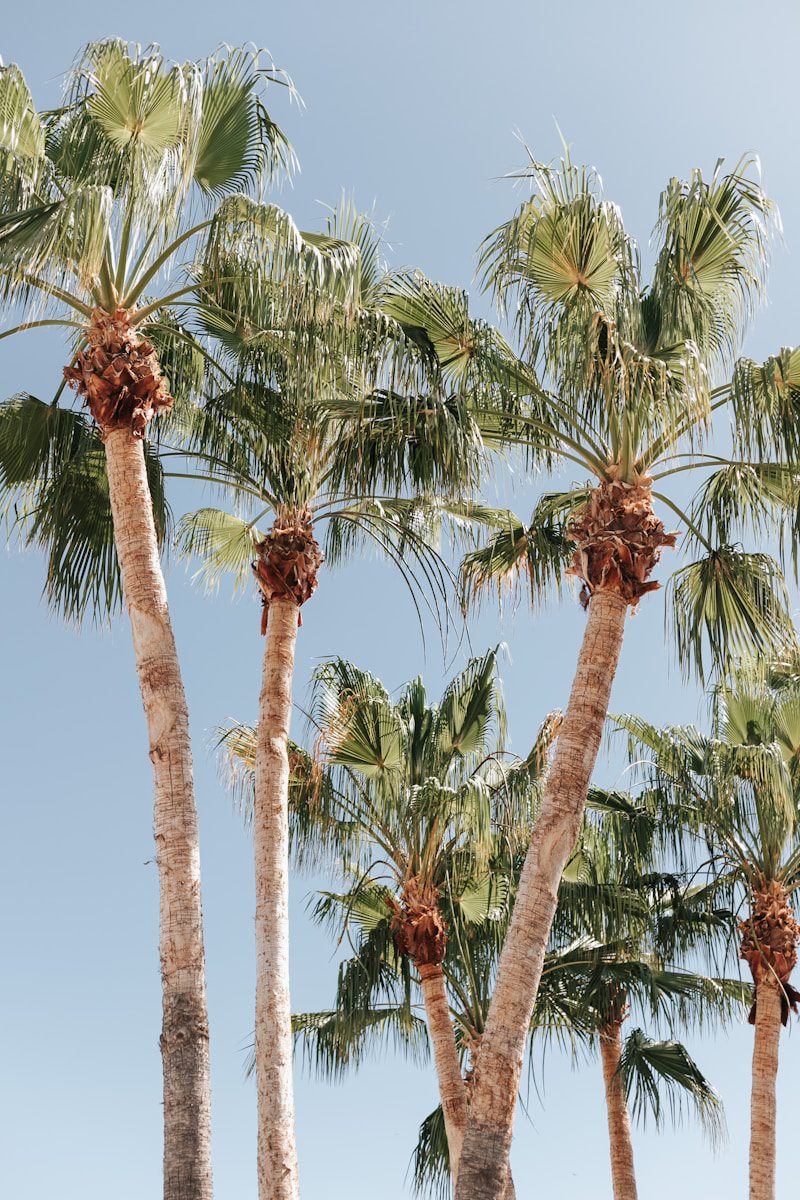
top-left (740, 879), bottom-right (800, 1025)
top-left (252, 508), bottom-right (323, 633)
top-left (568, 478), bottom-right (677, 609)
top-left (64, 307), bottom-right (172, 437)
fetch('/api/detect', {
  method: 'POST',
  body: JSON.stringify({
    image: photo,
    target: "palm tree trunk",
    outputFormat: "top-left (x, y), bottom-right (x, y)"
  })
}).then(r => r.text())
top-left (418, 963), bottom-right (468, 1179)
top-left (254, 595), bottom-right (301, 1200)
top-left (599, 1022), bottom-right (638, 1200)
top-left (749, 980), bottom-right (782, 1200)
top-left (104, 428), bottom-right (212, 1200)
top-left (455, 590), bottom-right (629, 1200)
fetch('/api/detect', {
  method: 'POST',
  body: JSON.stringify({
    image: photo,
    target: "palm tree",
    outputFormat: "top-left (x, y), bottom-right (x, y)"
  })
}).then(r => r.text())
top-left (619, 665), bottom-right (800, 1200)
top-left (277, 772), bottom-right (734, 1200)
top-left (0, 43), bottom-right (293, 1200)
top-left (178, 208), bottom-right (515, 1200)
top-left (539, 819), bottom-right (735, 1200)
top-left (218, 650), bottom-right (554, 1191)
top-left (411, 947), bottom-right (729, 1200)
top-left (452, 150), bottom-right (799, 1200)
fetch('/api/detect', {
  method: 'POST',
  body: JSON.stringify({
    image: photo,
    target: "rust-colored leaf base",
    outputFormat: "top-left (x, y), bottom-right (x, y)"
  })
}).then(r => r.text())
top-left (388, 878), bottom-right (447, 966)
top-left (252, 508), bottom-right (323, 634)
top-left (64, 307), bottom-right (172, 438)
top-left (567, 479), bottom-right (677, 609)
top-left (740, 879), bottom-right (800, 1025)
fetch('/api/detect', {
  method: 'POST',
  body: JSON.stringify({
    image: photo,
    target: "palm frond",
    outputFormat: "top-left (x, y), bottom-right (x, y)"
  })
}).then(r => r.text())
top-left (667, 546), bottom-right (793, 682)
top-left (175, 505), bottom-right (263, 593)
top-left (194, 46), bottom-right (295, 196)
top-left (460, 490), bottom-right (583, 610)
top-left (0, 62), bottom-right (46, 208)
top-left (1, 393), bottom-right (168, 621)
top-left (652, 156), bottom-right (774, 364)
top-left (619, 1028), bottom-right (726, 1146)
top-left (291, 1002), bottom-right (428, 1083)
top-left (410, 1105), bottom-right (450, 1200)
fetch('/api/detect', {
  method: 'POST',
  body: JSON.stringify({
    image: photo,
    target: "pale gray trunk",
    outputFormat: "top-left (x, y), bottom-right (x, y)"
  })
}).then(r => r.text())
top-left (105, 429), bottom-right (212, 1200)
top-left (455, 591), bottom-right (628, 1200)
top-left (254, 596), bottom-right (301, 1200)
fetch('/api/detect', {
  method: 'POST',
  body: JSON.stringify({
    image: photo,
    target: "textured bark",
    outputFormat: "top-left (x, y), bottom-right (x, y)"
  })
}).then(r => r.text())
top-left (418, 963), bottom-right (468, 1180)
top-left (454, 590), bottom-right (629, 1200)
top-left (600, 1022), bottom-right (638, 1200)
top-left (104, 429), bottom-right (212, 1200)
top-left (254, 596), bottom-right (301, 1200)
top-left (749, 980), bottom-right (782, 1200)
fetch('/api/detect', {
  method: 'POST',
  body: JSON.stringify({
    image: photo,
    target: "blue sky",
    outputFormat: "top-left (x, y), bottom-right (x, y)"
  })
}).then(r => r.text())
top-left (2, 2), bottom-right (800, 1197)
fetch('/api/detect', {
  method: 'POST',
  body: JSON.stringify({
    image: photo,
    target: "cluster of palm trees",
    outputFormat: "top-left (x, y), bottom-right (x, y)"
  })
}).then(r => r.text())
top-left (2, 37), bottom-right (799, 1200)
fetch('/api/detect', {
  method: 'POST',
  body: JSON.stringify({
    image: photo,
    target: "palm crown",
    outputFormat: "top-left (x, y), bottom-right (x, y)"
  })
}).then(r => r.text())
top-left (176, 203), bottom-right (521, 629)
top-left (223, 647), bottom-right (513, 937)
top-left (0, 40), bottom-right (295, 618)
top-left (463, 151), bottom-right (798, 679)
top-left (618, 664), bottom-right (800, 1018)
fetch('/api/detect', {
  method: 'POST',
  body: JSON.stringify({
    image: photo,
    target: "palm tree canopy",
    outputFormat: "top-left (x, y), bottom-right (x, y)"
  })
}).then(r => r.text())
top-left (0, 41), bottom-right (296, 620)
top-left (0, 41), bottom-right (294, 312)
top-left (222, 647), bottom-right (510, 884)
top-left (462, 150), bottom-right (800, 680)
top-left (174, 201), bottom-right (528, 636)
top-left (617, 666), bottom-right (800, 890)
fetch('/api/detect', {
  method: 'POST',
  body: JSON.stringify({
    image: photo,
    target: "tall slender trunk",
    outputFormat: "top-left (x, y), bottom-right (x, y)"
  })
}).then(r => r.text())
top-left (418, 963), bottom-right (468, 1178)
top-left (455, 590), bottom-right (629, 1200)
top-left (254, 595), bottom-right (301, 1200)
top-left (105, 428), bottom-right (212, 1200)
top-left (599, 1022), bottom-right (638, 1200)
top-left (749, 980), bottom-right (782, 1200)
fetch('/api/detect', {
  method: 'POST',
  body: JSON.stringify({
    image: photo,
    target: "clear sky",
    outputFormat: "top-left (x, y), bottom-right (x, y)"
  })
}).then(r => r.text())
top-left (2, 3), bottom-right (800, 1198)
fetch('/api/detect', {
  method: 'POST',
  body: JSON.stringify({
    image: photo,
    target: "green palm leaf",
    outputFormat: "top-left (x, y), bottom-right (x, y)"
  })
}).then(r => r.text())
top-left (667, 546), bottom-right (793, 682)
top-left (619, 1029), bottom-right (726, 1146)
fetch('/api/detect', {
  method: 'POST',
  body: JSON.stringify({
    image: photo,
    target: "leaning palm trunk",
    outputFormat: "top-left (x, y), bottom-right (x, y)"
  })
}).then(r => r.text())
top-left (390, 883), bottom-right (469, 1181)
top-left (252, 509), bottom-right (322, 1200)
top-left (749, 981), bottom-right (781, 1200)
top-left (455, 481), bottom-right (674, 1200)
top-left (68, 313), bottom-right (213, 1200)
top-left (418, 963), bottom-right (469, 1178)
top-left (599, 1020), bottom-right (638, 1200)
top-left (106, 431), bottom-right (212, 1198)
top-left (455, 589), bottom-right (629, 1199)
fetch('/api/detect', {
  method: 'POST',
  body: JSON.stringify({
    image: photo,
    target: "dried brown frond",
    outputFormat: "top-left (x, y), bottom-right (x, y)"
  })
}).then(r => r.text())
top-left (252, 507), bottom-right (323, 633)
top-left (567, 479), bottom-right (678, 609)
top-left (739, 878), bottom-right (800, 1025)
top-left (64, 307), bottom-right (172, 438)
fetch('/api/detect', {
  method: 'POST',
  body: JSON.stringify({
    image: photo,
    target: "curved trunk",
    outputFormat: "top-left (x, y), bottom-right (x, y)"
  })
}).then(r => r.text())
top-left (105, 429), bottom-right (212, 1200)
top-left (254, 595), bottom-right (301, 1200)
top-left (599, 1022), bottom-right (638, 1200)
top-left (749, 980), bottom-right (782, 1200)
top-left (418, 963), bottom-right (468, 1180)
top-left (455, 590), bottom-right (629, 1200)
